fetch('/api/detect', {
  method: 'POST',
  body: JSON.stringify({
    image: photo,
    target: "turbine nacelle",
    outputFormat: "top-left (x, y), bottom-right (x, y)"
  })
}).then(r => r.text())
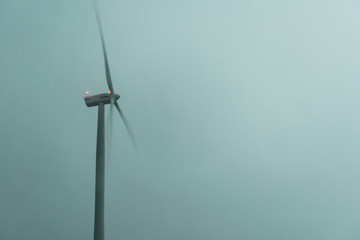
top-left (84, 92), bottom-right (120, 107)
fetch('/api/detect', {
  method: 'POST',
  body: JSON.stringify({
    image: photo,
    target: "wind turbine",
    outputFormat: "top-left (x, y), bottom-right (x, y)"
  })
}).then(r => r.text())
top-left (84, 3), bottom-right (137, 240)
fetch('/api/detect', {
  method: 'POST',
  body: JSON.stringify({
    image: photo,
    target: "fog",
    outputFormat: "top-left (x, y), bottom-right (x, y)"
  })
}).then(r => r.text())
top-left (1, 0), bottom-right (360, 239)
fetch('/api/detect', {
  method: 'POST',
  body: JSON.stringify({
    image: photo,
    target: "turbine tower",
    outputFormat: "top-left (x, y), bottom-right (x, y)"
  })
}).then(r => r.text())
top-left (84, 3), bottom-right (136, 240)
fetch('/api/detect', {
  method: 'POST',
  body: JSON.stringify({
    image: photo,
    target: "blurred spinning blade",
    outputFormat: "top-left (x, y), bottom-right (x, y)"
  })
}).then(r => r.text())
top-left (106, 97), bottom-right (114, 166)
top-left (114, 101), bottom-right (138, 153)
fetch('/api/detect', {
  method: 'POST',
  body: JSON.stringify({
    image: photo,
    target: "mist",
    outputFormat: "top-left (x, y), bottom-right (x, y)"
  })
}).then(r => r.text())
top-left (1, 0), bottom-right (360, 239)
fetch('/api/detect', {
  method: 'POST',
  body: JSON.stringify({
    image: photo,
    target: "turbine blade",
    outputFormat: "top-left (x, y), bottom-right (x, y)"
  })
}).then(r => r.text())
top-left (105, 97), bottom-right (114, 167)
top-left (114, 101), bottom-right (138, 153)
top-left (93, 1), bottom-right (114, 94)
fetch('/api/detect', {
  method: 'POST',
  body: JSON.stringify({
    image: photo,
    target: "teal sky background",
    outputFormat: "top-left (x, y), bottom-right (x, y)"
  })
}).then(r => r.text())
top-left (1, 0), bottom-right (360, 239)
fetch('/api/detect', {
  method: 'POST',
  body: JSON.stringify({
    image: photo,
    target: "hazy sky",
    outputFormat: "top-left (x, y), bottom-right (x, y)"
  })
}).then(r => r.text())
top-left (2, 0), bottom-right (360, 239)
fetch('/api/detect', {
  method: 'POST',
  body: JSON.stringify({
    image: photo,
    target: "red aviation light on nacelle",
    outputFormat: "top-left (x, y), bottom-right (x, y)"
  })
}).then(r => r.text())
top-left (108, 89), bottom-right (111, 94)
top-left (85, 91), bottom-right (90, 96)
